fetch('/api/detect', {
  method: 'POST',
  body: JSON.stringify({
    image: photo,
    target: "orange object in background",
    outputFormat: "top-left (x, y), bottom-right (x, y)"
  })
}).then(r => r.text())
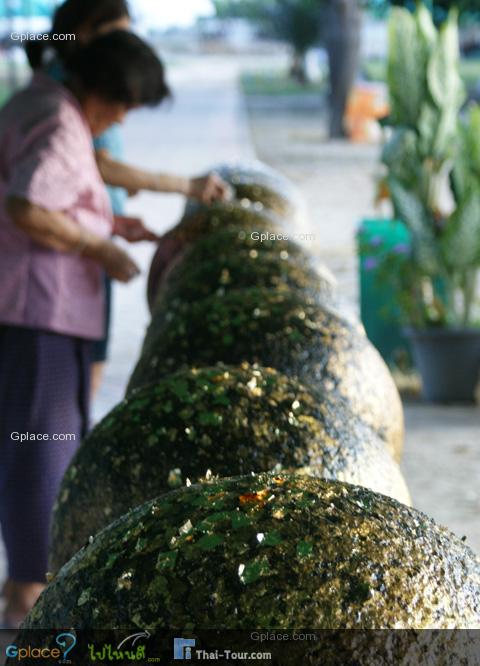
top-left (345, 84), bottom-right (389, 143)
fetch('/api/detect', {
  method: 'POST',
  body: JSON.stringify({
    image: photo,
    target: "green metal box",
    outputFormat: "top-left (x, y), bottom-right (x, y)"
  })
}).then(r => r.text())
top-left (357, 218), bottom-right (412, 368)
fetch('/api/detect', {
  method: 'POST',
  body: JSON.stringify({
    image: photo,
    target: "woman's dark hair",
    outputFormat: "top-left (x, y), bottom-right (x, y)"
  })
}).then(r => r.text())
top-left (26, 0), bottom-right (131, 70)
top-left (66, 31), bottom-right (171, 107)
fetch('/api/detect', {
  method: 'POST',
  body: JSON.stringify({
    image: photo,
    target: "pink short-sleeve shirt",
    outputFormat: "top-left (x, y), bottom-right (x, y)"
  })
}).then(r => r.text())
top-left (0, 73), bottom-right (113, 340)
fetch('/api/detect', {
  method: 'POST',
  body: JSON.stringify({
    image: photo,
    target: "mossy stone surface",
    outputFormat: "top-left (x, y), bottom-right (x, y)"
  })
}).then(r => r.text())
top-left (185, 161), bottom-right (305, 222)
top-left (232, 182), bottom-right (295, 219)
top-left (147, 203), bottom-right (284, 310)
top-left (173, 201), bottom-right (285, 241)
top-left (215, 161), bottom-right (305, 221)
top-left (128, 288), bottom-right (403, 461)
top-left (145, 228), bottom-right (333, 359)
top-left (50, 364), bottom-right (409, 571)
top-left (28, 475), bottom-right (480, 633)
top-left (150, 227), bottom-right (336, 318)
top-left (172, 224), bottom-right (306, 263)
top-left (158, 251), bottom-right (335, 314)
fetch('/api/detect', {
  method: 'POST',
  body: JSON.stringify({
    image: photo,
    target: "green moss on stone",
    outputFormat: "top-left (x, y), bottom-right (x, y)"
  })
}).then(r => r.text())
top-left (50, 364), bottom-right (409, 571)
top-left (129, 288), bottom-right (403, 461)
top-left (183, 162), bottom-right (304, 222)
top-left (152, 227), bottom-right (335, 316)
top-left (233, 182), bottom-right (295, 219)
top-left (175, 225), bottom-right (305, 262)
top-left (214, 162), bottom-right (304, 220)
top-left (29, 475), bottom-right (480, 632)
top-left (147, 203), bottom-right (289, 310)
top-left (171, 202), bottom-right (285, 244)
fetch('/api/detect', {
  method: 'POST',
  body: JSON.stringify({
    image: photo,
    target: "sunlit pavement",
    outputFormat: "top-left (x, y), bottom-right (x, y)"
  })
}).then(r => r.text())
top-left (402, 404), bottom-right (480, 553)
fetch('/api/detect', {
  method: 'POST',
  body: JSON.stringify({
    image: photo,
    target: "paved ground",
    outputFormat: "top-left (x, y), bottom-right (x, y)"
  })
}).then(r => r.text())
top-left (402, 404), bottom-right (480, 552)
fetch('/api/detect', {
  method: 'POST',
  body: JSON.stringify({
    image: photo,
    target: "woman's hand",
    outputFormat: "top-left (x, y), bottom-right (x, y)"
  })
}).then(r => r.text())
top-left (113, 215), bottom-right (159, 243)
top-left (6, 197), bottom-right (140, 283)
top-left (97, 239), bottom-right (141, 283)
top-left (186, 173), bottom-right (231, 204)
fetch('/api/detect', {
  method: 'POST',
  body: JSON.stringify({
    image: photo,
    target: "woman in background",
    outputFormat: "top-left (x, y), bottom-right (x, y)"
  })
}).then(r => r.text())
top-left (0, 31), bottom-right (170, 628)
top-left (26, 0), bottom-right (229, 394)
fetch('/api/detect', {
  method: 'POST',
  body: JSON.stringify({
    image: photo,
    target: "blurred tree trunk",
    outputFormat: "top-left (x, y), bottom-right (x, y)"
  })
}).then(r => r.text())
top-left (290, 50), bottom-right (308, 85)
top-left (324, 0), bottom-right (362, 138)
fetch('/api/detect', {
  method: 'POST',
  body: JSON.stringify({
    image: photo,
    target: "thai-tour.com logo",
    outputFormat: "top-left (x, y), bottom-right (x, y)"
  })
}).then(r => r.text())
top-left (173, 637), bottom-right (272, 661)
top-left (174, 638), bottom-right (196, 660)
top-left (5, 632), bottom-right (77, 661)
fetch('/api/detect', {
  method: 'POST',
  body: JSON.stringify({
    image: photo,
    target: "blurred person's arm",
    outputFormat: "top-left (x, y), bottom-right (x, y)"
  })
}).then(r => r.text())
top-left (6, 196), bottom-right (140, 283)
top-left (113, 214), bottom-right (159, 243)
top-left (95, 149), bottom-right (230, 203)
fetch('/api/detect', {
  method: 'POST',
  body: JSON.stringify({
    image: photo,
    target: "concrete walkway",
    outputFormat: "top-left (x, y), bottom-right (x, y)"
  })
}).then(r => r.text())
top-left (402, 404), bottom-right (480, 553)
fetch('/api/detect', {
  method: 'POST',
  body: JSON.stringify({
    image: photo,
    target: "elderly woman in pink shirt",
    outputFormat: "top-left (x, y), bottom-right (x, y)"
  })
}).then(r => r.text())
top-left (0, 30), bottom-right (170, 627)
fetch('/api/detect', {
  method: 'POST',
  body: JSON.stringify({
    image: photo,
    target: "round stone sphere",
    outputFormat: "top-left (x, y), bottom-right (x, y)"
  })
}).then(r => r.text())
top-left (186, 160), bottom-right (306, 223)
top-left (50, 364), bottom-right (409, 571)
top-left (172, 223), bottom-right (306, 264)
top-left (157, 248), bottom-right (335, 316)
top-left (150, 227), bottom-right (336, 319)
top-left (128, 288), bottom-right (404, 461)
top-left (26, 475), bottom-right (480, 633)
top-left (147, 202), bottom-right (284, 311)
top-left (177, 200), bottom-right (286, 238)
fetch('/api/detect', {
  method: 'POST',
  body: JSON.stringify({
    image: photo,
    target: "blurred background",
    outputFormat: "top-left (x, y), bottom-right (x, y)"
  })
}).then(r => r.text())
top-left (0, 0), bottom-right (479, 570)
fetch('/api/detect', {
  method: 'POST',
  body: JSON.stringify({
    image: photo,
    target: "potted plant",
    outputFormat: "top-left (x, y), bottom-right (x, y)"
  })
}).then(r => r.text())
top-left (377, 2), bottom-right (480, 402)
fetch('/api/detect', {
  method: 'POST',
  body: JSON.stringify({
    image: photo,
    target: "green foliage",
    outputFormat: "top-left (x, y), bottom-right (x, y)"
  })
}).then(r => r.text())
top-left (271, 0), bottom-right (320, 56)
top-left (452, 106), bottom-right (480, 202)
top-left (379, 3), bottom-right (480, 328)
top-left (212, 0), bottom-right (264, 20)
top-left (369, 0), bottom-right (480, 24)
top-left (364, 58), bottom-right (480, 93)
top-left (241, 70), bottom-right (325, 96)
top-left (387, 4), bottom-right (433, 126)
